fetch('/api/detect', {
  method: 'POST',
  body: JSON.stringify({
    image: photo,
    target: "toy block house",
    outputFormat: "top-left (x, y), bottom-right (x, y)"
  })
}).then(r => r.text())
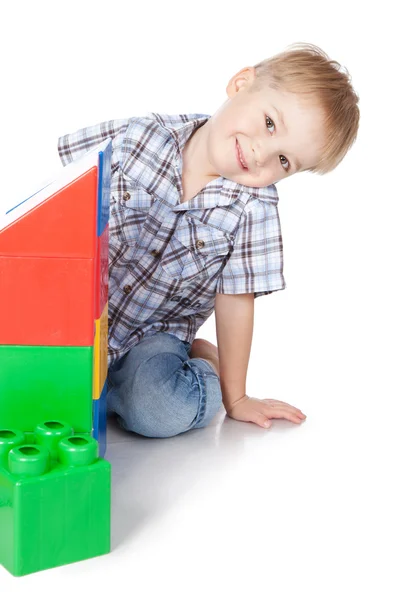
top-left (0, 139), bottom-right (112, 457)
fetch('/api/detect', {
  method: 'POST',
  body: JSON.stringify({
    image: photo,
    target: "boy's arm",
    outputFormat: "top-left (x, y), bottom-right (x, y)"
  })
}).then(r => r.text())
top-left (57, 118), bottom-right (130, 167)
top-left (214, 292), bottom-right (307, 428)
top-left (214, 292), bottom-right (254, 411)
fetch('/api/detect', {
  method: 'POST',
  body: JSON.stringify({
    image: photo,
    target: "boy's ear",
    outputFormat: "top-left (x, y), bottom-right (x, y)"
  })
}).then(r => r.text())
top-left (226, 66), bottom-right (256, 97)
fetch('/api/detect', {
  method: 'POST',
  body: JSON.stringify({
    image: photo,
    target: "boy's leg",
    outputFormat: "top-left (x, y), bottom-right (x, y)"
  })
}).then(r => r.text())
top-left (189, 338), bottom-right (220, 377)
top-left (106, 332), bottom-right (223, 438)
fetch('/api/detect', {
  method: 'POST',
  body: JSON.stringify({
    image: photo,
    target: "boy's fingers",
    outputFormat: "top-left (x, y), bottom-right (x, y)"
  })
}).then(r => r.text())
top-left (263, 399), bottom-right (305, 413)
top-left (245, 397), bottom-right (307, 426)
top-left (252, 414), bottom-right (272, 429)
top-left (263, 407), bottom-right (306, 423)
top-left (246, 409), bottom-right (298, 429)
top-left (274, 403), bottom-right (306, 419)
top-left (261, 400), bottom-right (306, 418)
top-left (263, 404), bottom-right (306, 418)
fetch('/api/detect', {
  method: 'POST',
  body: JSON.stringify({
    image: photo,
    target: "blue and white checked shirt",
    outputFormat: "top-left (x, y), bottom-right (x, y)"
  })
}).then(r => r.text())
top-left (58, 113), bottom-right (286, 366)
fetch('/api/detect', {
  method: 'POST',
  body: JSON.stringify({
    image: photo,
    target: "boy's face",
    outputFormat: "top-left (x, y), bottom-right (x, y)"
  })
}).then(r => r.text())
top-left (195, 67), bottom-right (326, 188)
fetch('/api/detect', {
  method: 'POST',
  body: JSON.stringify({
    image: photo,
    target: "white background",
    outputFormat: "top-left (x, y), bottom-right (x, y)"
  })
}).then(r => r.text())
top-left (1, 0), bottom-right (399, 598)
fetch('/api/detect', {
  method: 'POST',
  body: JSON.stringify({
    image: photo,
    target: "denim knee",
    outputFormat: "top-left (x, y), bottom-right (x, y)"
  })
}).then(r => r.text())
top-left (109, 352), bottom-right (222, 438)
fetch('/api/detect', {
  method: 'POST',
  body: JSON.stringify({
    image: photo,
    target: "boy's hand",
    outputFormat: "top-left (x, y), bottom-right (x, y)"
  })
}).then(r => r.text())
top-left (225, 395), bottom-right (307, 429)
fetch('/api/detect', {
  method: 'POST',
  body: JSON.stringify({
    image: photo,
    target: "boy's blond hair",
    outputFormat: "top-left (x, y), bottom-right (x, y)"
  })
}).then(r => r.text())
top-left (250, 43), bottom-right (360, 174)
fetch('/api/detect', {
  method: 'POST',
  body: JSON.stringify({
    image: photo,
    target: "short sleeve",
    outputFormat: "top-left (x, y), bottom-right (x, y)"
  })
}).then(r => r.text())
top-left (216, 199), bottom-right (286, 298)
top-left (57, 118), bottom-right (130, 170)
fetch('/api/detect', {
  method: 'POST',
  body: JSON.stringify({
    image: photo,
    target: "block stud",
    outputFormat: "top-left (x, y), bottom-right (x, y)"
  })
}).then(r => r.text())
top-left (8, 445), bottom-right (50, 477)
top-left (58, 435), bottom-right (98, 467)
top-left (0, 429), bottom-right (25, 469)
top-left (34, 421), bottom-right (74, 461)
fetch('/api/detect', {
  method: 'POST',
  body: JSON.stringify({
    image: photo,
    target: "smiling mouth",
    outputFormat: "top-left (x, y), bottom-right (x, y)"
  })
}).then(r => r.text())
top-left (236, 140), bottom-right (248, 171)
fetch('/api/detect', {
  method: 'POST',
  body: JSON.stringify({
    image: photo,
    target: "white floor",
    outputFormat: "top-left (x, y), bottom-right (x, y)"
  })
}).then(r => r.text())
top-left (1, 382), bottom-right (398, 599)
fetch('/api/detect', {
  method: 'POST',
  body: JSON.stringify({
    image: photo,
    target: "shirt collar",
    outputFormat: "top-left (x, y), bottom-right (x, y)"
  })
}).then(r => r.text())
top-left (147, 112), bottom-right (210, 156)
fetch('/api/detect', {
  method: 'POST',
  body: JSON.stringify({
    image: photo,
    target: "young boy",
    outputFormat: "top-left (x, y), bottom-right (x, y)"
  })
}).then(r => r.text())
top-left (58, 43), bottom-right (359, 438)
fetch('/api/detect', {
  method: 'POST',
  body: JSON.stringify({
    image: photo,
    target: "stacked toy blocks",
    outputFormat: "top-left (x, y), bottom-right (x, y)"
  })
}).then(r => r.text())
top-left (0, 140), bottom-right (113, 575)
top-left (0, 421), bottom-right (110, 576)
top-left (0, 139), bottom-right (112, 457)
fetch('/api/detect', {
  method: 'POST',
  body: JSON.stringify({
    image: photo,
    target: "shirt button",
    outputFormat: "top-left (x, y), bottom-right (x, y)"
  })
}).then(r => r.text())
top-left (123, 284), bottom-right (132, 294)
top-left (195, 239), bottom-right (205, 249)
top-left (150, 249), bottom-right (161, 257)
top-left (108, 318), bottom-right (113, 327)
top-left (123, 192), bottom-right (131, 201)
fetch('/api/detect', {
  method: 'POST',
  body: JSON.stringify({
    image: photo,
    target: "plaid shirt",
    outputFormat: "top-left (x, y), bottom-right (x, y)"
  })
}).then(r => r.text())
top-left (58, 113), bottom-right (286, 366)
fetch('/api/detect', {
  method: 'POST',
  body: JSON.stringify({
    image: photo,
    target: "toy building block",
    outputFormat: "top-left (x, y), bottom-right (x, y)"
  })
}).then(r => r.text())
top-left (93, 301), bottom-right (108, 457)
top-left (0, 345), bottom-right (93, 432)
top-left (0, 140), bottom-right (112, 457)
top-left (95, 224), bottom-right (109, 321)
top-left (0, 421), bottom-right (111, 577)
top-left (93, 302), bottom-right (109, 401)
top-left (93, 385), bottom-right (107, 458)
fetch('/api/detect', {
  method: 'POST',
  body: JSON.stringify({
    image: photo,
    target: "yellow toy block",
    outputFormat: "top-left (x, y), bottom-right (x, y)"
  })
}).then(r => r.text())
top-left (93, 303), bottom-right (108, 400)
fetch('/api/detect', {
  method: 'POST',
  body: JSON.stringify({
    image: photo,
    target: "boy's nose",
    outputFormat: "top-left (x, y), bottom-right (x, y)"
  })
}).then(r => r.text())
top-left (254, 149), bottom-right (275, 169)
top-left (253, 140), bottom-right (274, 167)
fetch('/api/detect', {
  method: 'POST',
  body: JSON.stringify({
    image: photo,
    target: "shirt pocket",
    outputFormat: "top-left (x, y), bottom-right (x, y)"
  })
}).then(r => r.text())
top-left (160, 223), bottom-right (232, 282)
top-left (114, 188), bottom-right (153, 247)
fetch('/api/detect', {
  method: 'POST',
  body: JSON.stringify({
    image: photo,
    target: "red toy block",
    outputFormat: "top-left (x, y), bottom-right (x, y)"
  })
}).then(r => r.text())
top-left (0, 256), bottom-right (95, 346)
top-left (0, 169), bottom-right (98, 259)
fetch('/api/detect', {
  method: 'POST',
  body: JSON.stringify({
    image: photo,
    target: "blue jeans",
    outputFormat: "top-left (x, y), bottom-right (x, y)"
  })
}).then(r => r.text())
top-left (106, 332), bottom-right (223, 438)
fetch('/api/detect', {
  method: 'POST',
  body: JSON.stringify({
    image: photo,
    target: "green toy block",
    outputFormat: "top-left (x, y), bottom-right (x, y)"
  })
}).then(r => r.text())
top-left (0, 421), bottom-right (111, 576)
top-left (0, 345), bottom-right (93, 432)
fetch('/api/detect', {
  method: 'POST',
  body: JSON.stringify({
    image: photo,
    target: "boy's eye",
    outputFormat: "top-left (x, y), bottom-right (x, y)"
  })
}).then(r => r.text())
top-left (280, 155), bottom-right (290, 171)
top-left (266, 115), bottom-right (275, 133)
